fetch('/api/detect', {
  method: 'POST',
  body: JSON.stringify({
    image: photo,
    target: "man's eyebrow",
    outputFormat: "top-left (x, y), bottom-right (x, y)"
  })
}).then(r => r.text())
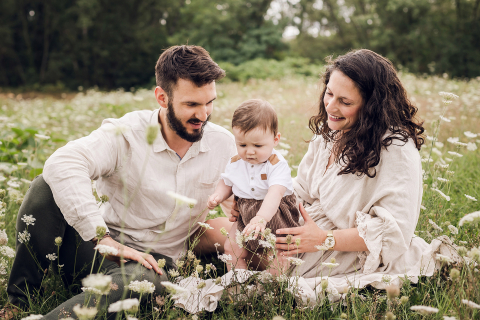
top-left (182, 97), bottom-right (217, 105)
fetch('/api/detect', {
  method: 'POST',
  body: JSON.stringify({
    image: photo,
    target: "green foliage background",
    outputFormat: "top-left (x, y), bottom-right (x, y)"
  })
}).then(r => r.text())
top-left (1, 0), bottom-right (479, 90)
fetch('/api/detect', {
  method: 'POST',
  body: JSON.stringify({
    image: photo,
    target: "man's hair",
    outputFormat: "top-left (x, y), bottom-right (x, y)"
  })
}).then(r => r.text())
top-left (155, 45), bottom-right (225, 98)
top-left (232, 99), bottom-right (278, 136)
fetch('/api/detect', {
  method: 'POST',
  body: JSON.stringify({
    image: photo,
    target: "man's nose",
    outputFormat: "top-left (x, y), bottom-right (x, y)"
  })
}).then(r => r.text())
top-left (195, 105), bottom-right (209, 122)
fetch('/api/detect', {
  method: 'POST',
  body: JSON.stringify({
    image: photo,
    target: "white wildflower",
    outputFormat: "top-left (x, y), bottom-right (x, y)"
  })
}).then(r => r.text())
top-left (421, 157), bottom-right (433, 163)
top-left (435, 141), bottom-right (444, 148)
top-left (439, 92), bottom-right (459, 100)
top-left (128, 280), bottom-right (155, 294)
top-left (18, 230), bottom-right (31, 243)
top-left (443, 316), bottom-right (457, 320)
top-left (168, 269), bottom-right (180, 278)
top-left (34, 134), bottom-right (50, 140)
top-left (315, 244), bottom-right (328, 251)
top-left (214, 242), bottom-right (220, 248)
top-left (437, 177), bottom-right (449, 182)
top-left (166, 191), bottom-right (197, 206)
top-left (426, 135), bottom-right (434, 141)
top-left (321, 262), bottom-right (339, 269)
top-left (445, 157), bottom-right (453, 162)
top-left (46, 253), bottom-right (57, 261)
top-left (21, 315), bottom-right (44, 320)
top-left (279, 142), bottom-right (290, 149)
top-left (0, 246), bottom-right (15, 258)
top-left (235, 230), bottom-right (244, 248)
top-left (459, 211), bottom-right (480, 226)
top-left (410, 305), bottom-right (439, 315)
top-left (467, 142), bottom-right (477, 151)
top-left (192, 315), bottom-right (199, 320)
top-left (454, 141), bottom-right (468, 147)
top-left (81, 287), bottom-right (102, 295)
top-left (258, 239), bottom-right (274, 249)
top-left (432, 147), bottom-right (442, 156)
top-left (7, 181), bottom-right (20, 188)
top-left (464, 131), bottom-right (477, 138)
top-left (82, 274), bottom-right (112, 295)
top-left (0, 230), bottom-right (7, 245)
top-left (464, 194), bottom-right (477, 201)
top-left (276, 149), bottom-right (289, 156)
top-left (439, 116), bottom-right (451, 122)
top-left (286, 257), bottom-right (305, 266)
top-left (73, 304), bottom-right (97, 320)
top-left (94, 244), bottom-right (119, 256)
top-left (447, 137), bottom-right (459, 144)
top-left (461, 299), bottom-right (480, 309)
top-left (218, 254), bottom-right (232, 263)
top-left (428, 219), bottom-right (443, 231)
top-left (21, 214), bottom-right (36, 226)
top-left (447, 151), bottom-right (463, 158)
top-left (382, 275), bottom-right (392, 284)
top-left (197, 222), bottom-right (213, 229)
top-left (467, 248), bottom-right (480, 263)
top-left (420, 205), bottom-right (426, 210)
top-left (107, 298), bottom-right (139, 313)
top-left (436, 253), bottom-right (453, 264)
top-left (431, 188), bottom-right (450, 201)
top-left (447, 225), bottom-right (458, 235)
top-left (161, 281), bottom-right (189, 298)
top-left (208, 210), bottom-right (217, 216)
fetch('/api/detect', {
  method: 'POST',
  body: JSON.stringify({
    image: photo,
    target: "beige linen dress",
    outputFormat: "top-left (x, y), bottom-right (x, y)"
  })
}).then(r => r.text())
top-left (290, 134), bottom-right (459, 302)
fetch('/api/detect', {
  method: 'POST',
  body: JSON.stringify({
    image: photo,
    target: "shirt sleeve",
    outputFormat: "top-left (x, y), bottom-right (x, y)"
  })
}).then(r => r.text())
top-left (354, 141), bottom-right (423, 274)
top-left (268, 159), bottom-right (293, 195)
top-left (43, 122), bottom-right (128, 241)
top-left (219, 137), bottom-right (237, 217)
top-left (220, 161), bottom-right (235, 187)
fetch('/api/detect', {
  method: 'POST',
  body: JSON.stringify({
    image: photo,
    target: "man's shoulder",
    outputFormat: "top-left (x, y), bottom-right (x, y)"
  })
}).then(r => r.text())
top-left (102, 109), bottom-right (155, 131)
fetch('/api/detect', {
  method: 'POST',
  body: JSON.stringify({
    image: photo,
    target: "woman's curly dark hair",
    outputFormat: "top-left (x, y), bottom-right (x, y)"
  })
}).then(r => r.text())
top-left (309, 49), bottom-right (425, 178)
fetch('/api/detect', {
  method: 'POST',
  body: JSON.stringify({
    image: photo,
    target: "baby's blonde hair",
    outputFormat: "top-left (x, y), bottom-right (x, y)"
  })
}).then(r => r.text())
top-left (232, 99), bottom-right (278, 136)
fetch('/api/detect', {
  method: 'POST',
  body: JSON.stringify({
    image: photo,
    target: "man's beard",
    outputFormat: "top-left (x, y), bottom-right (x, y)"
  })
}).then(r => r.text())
top-left (166, 100), bottom-right (209, 143)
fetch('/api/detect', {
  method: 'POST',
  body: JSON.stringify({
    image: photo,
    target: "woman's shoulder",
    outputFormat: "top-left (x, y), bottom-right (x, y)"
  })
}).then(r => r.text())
top-left (380, 133), bottom-right (421, 166)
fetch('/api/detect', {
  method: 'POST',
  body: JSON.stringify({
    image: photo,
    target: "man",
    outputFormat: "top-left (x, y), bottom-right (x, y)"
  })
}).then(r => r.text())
top-left (3, 45), bottom-right (236, 319)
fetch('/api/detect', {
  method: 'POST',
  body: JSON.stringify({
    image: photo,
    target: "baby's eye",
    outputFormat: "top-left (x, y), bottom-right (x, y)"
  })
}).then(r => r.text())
top-left (255, 145), bottom-right (263, 148)
top-left (239, 144), bottom-right (246, 147)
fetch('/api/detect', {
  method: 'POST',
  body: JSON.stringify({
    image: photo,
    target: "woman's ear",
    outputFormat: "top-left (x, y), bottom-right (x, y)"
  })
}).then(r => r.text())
top-left (273, 132), bottom-right (281, 147)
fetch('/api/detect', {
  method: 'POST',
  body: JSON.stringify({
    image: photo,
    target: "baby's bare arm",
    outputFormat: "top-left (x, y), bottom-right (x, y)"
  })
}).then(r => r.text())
top-left (208, 180), bottom-right (233, 209)
top-left (256, 185), bottom-right (287, 222)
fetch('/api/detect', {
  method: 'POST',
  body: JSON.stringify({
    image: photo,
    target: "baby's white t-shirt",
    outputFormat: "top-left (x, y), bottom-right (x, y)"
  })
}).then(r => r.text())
top-left (221, 149), bottom-right (293, 200)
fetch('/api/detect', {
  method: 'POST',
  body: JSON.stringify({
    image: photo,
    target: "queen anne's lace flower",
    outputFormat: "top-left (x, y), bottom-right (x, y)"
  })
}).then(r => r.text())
top-left (82, 274), bottom-right (112, 295)
top-left (286, 257), bottom-right (305, 266)
top-left (107, 298), bottom-right (140, 313)
top-left (94, 244), bottom-right (119, 256)
top-left (197, 222), bottom-right (213, 229)
top-left (128, 280), bottom-right (155, 294)
top-left (459, 211), bottom-right (480, 226)
top-left (73, 304), bottom-right (97, 320)
top-left (467, 142), bottom-right (477, 151)
top-left (0, 245), bottom-right (15, 258)
top-left (168, 269), bottom-right (180, 278)
top-left (461, 299), bottom-right (480, 309)
top-left (436, 253), bottom-right (453, 264)
top-left (428, 219), bottom-right (444, 231)
top-left (20, 314), bottom-right (44, 320)
top-left (321, 262), bottom-right (339, 269)
top-left (0, 229), bottom-right (7, 245)
top-left (218, 254), bottom-right (232, 263)
top-left (410, 305), bottom-right (439, 315)
top-left (81, 287), bottom-right (102, 295)
top-left (464, 131), bottom-right (477, 138)
top-left (447, 224), bottom-right (458, 235)
top-left (18, 230), bottom-right (31, 244)
top-left (166, 191), bottom-right (197, 206)
top-left (161, 281), bottom-right (189, 299)
top-left (431, 188), bottom-right (450, 201)
top-left (46, 253), bottom-right (57, 261)
top-left (21, 214), bottom-right (36, 226)
top-left (465, 194), bottom-right (477, 201)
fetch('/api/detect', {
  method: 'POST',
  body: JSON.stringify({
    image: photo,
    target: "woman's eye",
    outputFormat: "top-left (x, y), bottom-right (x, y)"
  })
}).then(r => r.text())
top-left (326, 92), bottom-right (333, 96)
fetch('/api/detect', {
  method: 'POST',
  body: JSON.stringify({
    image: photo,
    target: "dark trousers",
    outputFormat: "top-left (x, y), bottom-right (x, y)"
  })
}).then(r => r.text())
top-left (7, 175), bottom-right (174, 319)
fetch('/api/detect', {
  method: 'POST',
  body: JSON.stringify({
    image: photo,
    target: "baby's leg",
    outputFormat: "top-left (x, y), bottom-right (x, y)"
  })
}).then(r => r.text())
top-left (223, 222), bottom-right (248, 271)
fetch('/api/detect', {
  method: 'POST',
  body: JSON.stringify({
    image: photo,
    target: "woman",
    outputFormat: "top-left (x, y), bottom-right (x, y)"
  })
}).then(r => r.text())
top-left (271, 49), bottom-right (458, 300)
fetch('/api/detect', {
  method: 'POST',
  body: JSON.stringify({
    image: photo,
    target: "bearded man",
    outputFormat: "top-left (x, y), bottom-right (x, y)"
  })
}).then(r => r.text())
top-left (3, 45), bottom-right (236, 319)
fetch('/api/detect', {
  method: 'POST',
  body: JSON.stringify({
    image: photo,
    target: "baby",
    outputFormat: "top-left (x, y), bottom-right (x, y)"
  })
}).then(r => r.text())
top-left (208, 99), bottom-right (300, 272)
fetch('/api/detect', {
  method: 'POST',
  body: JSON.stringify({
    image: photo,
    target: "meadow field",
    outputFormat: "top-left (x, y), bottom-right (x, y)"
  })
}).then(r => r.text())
top-left (0, 73), bottom-right (479, 319)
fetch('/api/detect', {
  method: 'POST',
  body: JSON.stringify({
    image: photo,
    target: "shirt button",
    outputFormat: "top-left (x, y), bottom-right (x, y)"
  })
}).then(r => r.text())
top-left (251, 165), bottom-right (254, 168)
top-left (251, 177), bottom-right (254, 180)
top-left (251, 188), bottom-right (255, 191)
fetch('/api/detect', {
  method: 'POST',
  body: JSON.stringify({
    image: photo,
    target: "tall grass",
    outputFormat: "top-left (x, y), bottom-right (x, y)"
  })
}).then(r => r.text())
top-left (0, 73), bottom-right (479, 319)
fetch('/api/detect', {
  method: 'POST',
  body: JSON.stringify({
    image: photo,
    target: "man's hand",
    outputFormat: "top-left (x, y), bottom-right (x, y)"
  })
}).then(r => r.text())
top-left (207, 193), bottom-right (222, 209)
top-left (242, 216), bottom-right (267, 239)
top-left (96, 237), bottom-right (163, 275)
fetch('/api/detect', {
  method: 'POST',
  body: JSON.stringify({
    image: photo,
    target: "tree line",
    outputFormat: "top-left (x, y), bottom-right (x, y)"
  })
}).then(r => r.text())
top-left (0, 0), bottom-right (479, 90)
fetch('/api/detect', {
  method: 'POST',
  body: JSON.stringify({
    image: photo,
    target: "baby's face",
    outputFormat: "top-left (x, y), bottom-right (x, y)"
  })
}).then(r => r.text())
top-left (232, 127), bottom-right (280, 165)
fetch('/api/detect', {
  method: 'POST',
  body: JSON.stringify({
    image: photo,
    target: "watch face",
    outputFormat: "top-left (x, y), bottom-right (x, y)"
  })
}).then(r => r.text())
top-left (325, 237), bottom-right (335, 248)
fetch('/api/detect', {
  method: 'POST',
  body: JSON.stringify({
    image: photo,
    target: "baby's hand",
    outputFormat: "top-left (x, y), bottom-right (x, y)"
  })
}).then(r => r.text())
top-left (207, 193), bottom-right (221, 209)
top-left (243, 216), bottom-right (268, 239)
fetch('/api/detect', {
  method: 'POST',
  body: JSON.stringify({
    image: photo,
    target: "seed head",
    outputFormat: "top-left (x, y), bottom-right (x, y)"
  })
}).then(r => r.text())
top-left (399, 296), bottom-right (409, 305)
top-left (321, 279), bottom-right (329, 291)
top-left (157, 258), bottom-right (166, 269)
top-left (340, 313), bottom-right (348, 319)
top-left (197, 281), bottom-right (206, 289)
top-left (449, 268), bottom-right (460, 280)
top-left (55, 237), bottom-right (63, 246)
top-left (286, 235), bottom-right (293, 245)
top-left (386, 284), bottom-right (400, 300)
top-left (220, 227), bottom-right (228, 236)
top-left (196, 265), bottom-right (203, 273)
top-left (385, 311), bottom-right (396, 320)
top-left (215, 277), bottom-right (222, 285)
top-left (330, 257), bottom-right (336, 264)
top-left (95, 226), bottom-right (107, 239)
top-left (295, 238), bottom-right (301, 246)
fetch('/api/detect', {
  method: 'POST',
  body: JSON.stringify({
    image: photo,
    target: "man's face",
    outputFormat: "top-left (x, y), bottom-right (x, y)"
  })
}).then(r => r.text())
top-left (165, 79), bottom-right (217, 143)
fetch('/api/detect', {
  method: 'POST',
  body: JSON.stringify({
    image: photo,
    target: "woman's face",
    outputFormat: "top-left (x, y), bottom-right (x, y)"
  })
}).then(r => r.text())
top-left (323, 70), bottom-right (364, 132)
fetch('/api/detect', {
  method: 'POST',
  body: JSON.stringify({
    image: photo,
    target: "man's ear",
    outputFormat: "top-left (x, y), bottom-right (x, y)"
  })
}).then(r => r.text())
top-left (273, 132), bottom-right (281, 147)
top-left (154, 86), bottom-right (168, 109)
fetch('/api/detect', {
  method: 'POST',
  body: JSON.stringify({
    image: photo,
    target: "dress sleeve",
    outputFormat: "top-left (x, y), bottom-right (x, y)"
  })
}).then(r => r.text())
top-left (355, 140), bottom-right (423, 274)
top-left (43, 122), bottom-right (128, 241)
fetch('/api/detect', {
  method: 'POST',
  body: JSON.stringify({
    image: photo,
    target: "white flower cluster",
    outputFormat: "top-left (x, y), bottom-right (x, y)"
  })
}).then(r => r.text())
top-left (82, 274), bottom-right (112, 295)
top-left (166, 191), bottom-right (197, 206)
top-left (107, 298), bottom-right (139, 313)
top-left (436, 253), bottom-right (453, 264)
top-left (459, 211), bottom-right (480, 227)
top-left (218, 254), bottom-right (232, 263)
top-left (438, 91), bottom-right (459, 100)
top-left (73, 304), bottom-right (97, 320)
top-left (428, 219), bottom-right (443, 231)
top-left (197, 222), bottom-right (213, 230)
top-left (286, 257), bottom-right (305, 266)
top-left (21, 214), bottom-right (36, 226)
top-left (0, 245), bottom-right (15, 258)
top-left (430, 188), bottom-right (450, 201)
top-left (161, 281), bottom-right (189, 299)
top-left (461, 299), bottom-right (480, 309)
top-left (410, 305), bottom-right (439, 315)
top-left (46, 253), bottom-right (57, 261)
top-left (20, 314), bottom-right (44, 320)
top-left (94, 244), bottom-right (118, 256)
top-left (18, 230), bottom-right (31, 244)
top-left (128, 280), bottom-right (155, 294)
top-left (464, 194), bottom-right (477, 201)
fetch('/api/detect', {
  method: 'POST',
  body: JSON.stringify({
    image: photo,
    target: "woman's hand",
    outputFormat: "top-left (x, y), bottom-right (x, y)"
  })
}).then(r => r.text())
top-left (275, 203), bottom-right (327, 256)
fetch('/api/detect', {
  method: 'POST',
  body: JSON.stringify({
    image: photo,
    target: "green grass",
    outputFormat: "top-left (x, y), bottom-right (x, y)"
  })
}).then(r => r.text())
top-left (0, 73), bottom-right (479, 319)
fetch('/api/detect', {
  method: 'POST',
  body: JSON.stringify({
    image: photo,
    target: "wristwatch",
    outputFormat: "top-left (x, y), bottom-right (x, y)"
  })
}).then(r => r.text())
top-left (324, 230), bottom-right (336, 250)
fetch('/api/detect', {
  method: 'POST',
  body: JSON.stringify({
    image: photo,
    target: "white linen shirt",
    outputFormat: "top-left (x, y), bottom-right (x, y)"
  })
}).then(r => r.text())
top-left (43, 109), bottom-right (236, 260)
top-left (221, 149), bottom-right (293, 200)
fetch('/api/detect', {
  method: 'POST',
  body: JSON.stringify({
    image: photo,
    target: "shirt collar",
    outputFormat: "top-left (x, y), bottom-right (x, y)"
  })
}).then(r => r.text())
top-left (150, 109), bottom-right (210, 155)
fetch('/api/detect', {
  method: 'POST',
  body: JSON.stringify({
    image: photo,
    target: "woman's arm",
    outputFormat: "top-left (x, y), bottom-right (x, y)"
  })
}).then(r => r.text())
top-left (275, 203), bottom-right (367, 255)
